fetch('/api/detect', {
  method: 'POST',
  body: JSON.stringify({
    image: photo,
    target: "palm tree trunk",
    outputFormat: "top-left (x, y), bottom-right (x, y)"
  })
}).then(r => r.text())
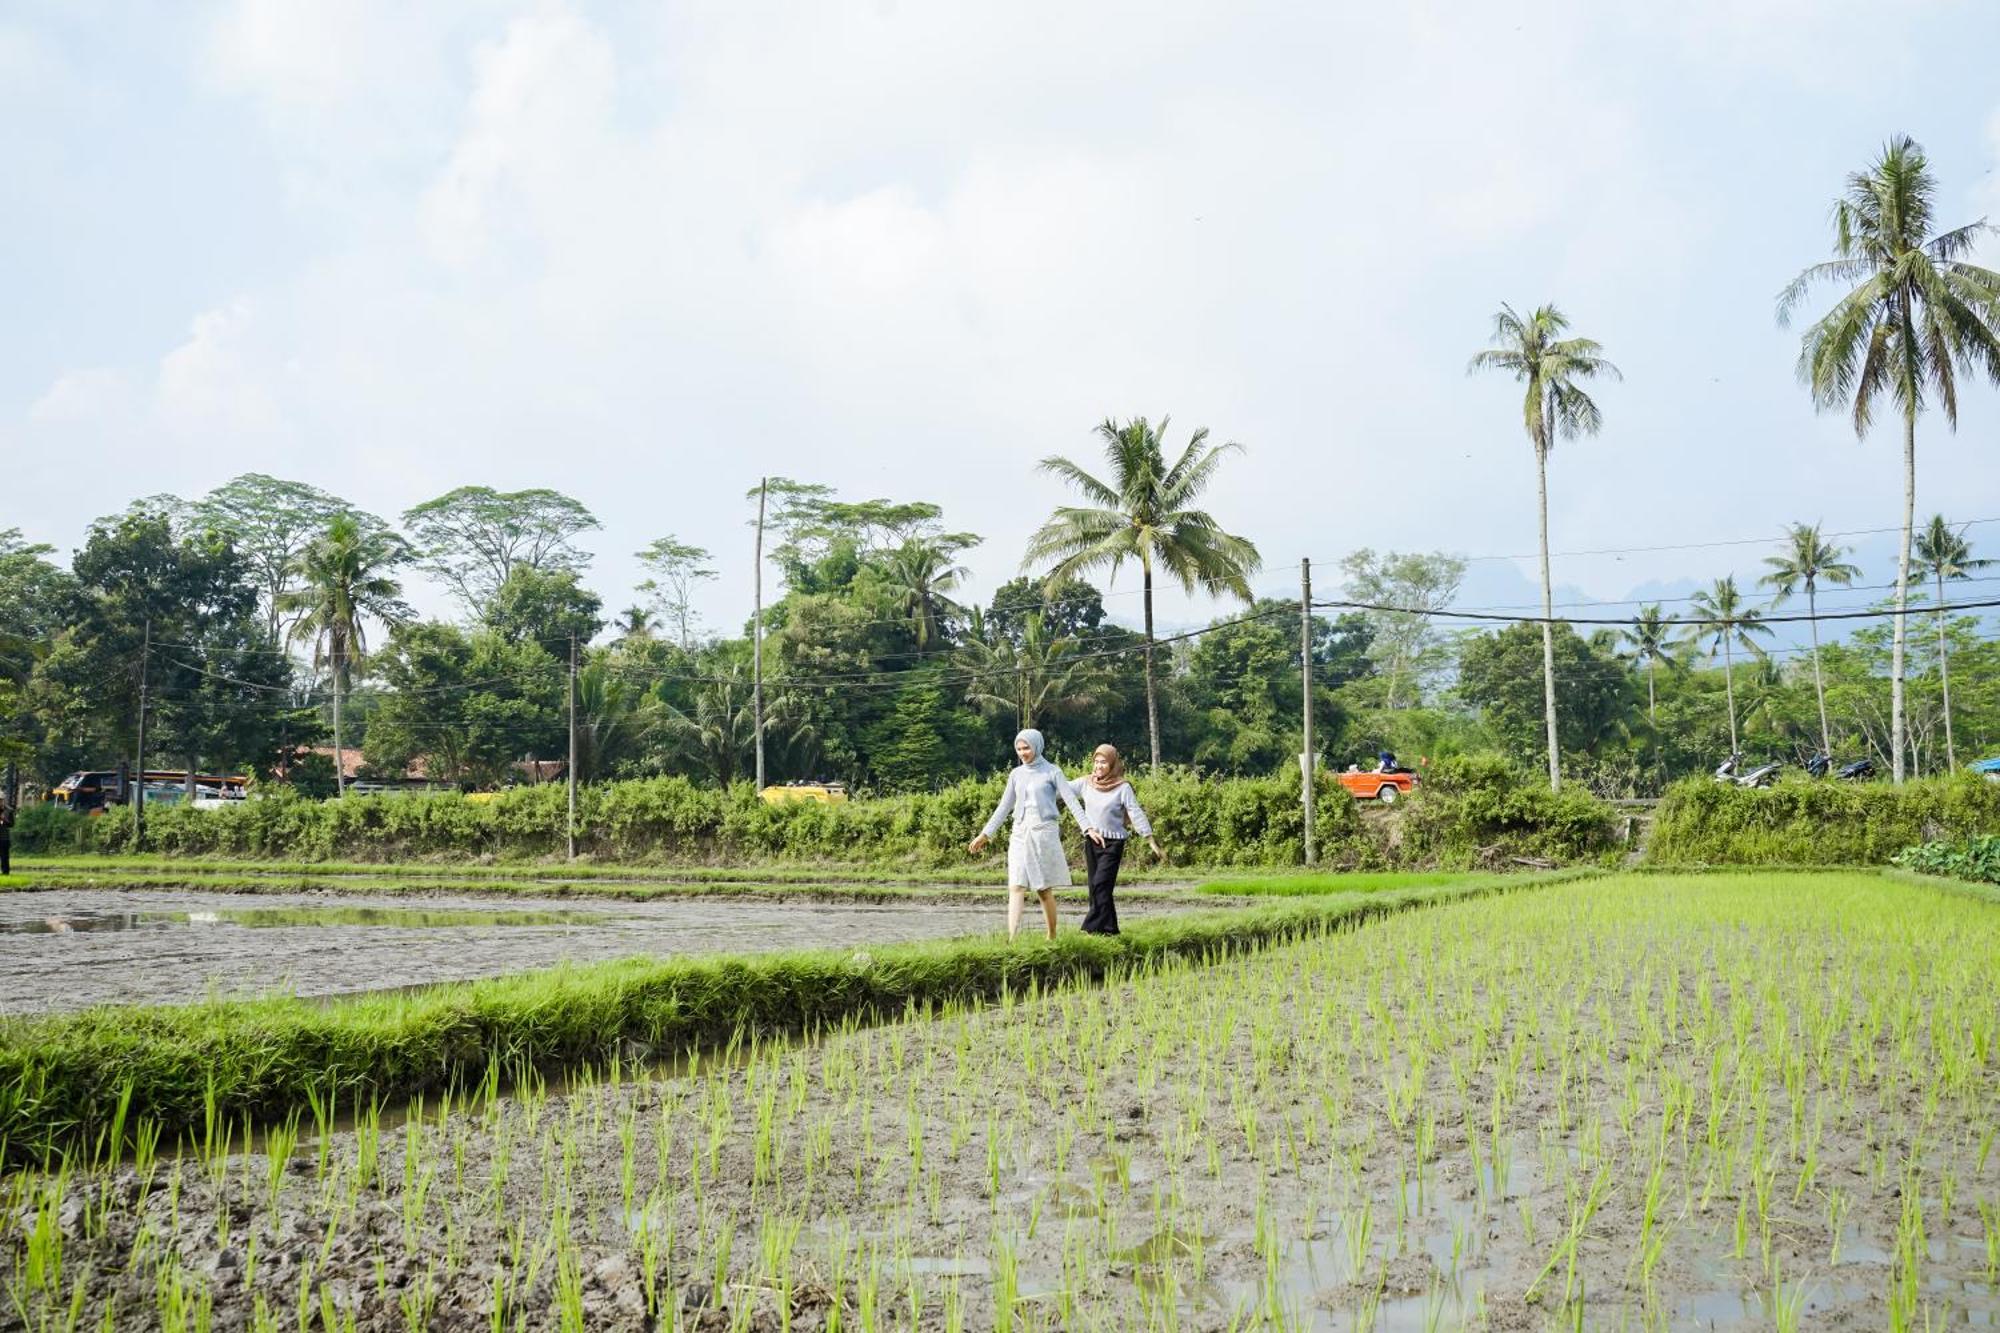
top-left (1891, 412), bottom-right (1913, 784)
top-left (1535, 441), bottom-right (1561, 792)
top-left (1646, 655), bottom-right (1656, 725)
top-left (1723, 637), bottom-right (1739, 757)
top-left (1808, 585), bottom-right (1831, 758)
top-left (332, 660), bottom-right (345, 798)
top-left (1143, 559), bottom-right (1161, 774)
top-left (1937, 569), bottom-right (1956, 770)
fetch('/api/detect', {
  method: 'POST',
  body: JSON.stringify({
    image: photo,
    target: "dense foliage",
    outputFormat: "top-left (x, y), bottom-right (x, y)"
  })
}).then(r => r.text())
top-left (1892, 834), bottom-right (2000, 885)
top-left (1649, 773), bottom-right (2000, 866)
top-left (13, 761), bottom-right (1623, 869)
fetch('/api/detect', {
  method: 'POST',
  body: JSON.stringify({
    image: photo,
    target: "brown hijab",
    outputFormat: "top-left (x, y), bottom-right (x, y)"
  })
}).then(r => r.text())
top-left (1089, 744), bottom-right (1127, 792)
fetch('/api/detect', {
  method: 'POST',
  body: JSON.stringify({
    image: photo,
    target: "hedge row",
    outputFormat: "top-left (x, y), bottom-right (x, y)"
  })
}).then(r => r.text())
top-left (0, 873), bottom-right (1585, 1163)
top-left (1648, 774), bottom-right (2000, 866)
top-left (14, 757), bottom-right (1623, 870)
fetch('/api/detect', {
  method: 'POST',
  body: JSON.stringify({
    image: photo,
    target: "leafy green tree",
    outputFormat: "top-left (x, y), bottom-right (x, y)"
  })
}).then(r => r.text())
top-left (634, 536), bottom-right (715, 649)
top-left (482, 565), bottom-right (604, 649)
top-left (1458, 622), bottom-right (1633, 772)
top-left (1337, 549), bottom-right (1467, 709)
top-left (363, 623), bottom-right (563, 788)
top-left (863, 667), bottom-right (979, 792)
top-left (401, 486), bottom-right (601, 612)
top-left (614, 605), bottom-right (655, 639)
top-left (277, 515), bottom-right (411, 796)
top-left (1759, 522), bottom-right (1860, 758)
top-left (191, 475), bottom-right (370, 643)
top-left (984, 575), bottom-right (1108, 644)
top-left (1913, 515), bottom-right (1993, 769)
top-left (1469, 303), bottom-right (1621, 792)
top-left (1684, 577), bottom-right (1774, 757)
top-left (1620, 604), bottom-right (1678, 725)
top-left (1025, 416), bottom-right (1263, 772)
top-left (1777, 135), bottom-right (2000, 783)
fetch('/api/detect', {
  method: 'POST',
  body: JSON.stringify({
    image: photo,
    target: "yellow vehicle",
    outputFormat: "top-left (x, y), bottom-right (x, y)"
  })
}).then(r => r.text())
top-left (759, 781), bottom-right (849, 805)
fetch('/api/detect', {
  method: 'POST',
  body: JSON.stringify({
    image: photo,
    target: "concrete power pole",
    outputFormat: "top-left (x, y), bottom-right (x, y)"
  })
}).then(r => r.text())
top-left (567, 633), bottom-right (578, 862)
top-left (134, 616), bottom-right (151, 849)
top-left (753, 478), bottom-right (768, 792)
top-left (1300, 559), bottom-right (1316, 866)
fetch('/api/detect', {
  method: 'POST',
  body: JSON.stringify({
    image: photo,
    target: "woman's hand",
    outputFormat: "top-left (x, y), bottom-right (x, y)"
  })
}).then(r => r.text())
top-left (1149, 838), bottom-right (1165, 862)
top-left (967, 834), bottom-right (989, 854)
top-left (1087, 828), bottom-right (1106, 847)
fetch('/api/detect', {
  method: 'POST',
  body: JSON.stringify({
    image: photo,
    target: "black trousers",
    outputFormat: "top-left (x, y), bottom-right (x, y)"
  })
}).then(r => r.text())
top-left (1081, 837), bottom-right (1125, 935)
top-left (0, 836), bottom-right (10, 877)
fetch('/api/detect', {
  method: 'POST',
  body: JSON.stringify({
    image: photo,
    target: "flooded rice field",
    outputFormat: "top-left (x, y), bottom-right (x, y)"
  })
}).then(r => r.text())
top-left (0, 887), bottom-right (1043, 1012)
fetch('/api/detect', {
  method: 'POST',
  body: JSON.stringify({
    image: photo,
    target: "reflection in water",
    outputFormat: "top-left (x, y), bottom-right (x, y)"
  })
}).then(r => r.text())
top-left (2, 906), bottom-right (607, 934)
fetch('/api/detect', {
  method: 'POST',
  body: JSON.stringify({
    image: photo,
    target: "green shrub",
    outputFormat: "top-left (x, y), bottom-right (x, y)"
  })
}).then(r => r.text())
top-left (8, 802), bottom-right (95, 855)
top-left (1650, 774), bottom-right (2000, 866)
top-left (1892, 834), bottom-right (2000, 884)
top-left (1395, 754), bottom-right (1621, 869)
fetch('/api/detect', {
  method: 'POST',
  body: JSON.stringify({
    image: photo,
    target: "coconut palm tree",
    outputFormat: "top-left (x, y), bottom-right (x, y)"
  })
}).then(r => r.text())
top-left (573, 662), bottom-right (650, 783)
top-left (1024, 417), bottom-right (1262, 771)
top-left (1777, 135), bottom-right (2000, 783)
top-left (658, 668), bottom-right (756, 786)
top-left (277, 514), bottom-right (410, 797)
top-left (1913, 515), bottom-right (1993, 770)
top-left (1620, 604), bottom-right (1678, 725)
top-left (614, 605), bottom-right (656, 639)
top-left (1684, 576), bottom-right (1775, 759)
top-left (957, 609), bottom-right (1096, 731)
top-left (1469, 304), bottom-right (1621, 792)
top-left (1759, 523), bottom-right (1860, 759)
top-left (880, 537), bottom-right (975, 651)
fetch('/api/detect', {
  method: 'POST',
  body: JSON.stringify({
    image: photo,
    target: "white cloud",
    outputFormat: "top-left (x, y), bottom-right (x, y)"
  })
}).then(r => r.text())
top-left (28, 367), bottom-right (132, 424)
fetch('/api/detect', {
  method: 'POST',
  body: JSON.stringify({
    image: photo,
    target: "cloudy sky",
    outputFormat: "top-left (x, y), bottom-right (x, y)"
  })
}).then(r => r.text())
top-left (6, 1), bottom-right (2000, 648)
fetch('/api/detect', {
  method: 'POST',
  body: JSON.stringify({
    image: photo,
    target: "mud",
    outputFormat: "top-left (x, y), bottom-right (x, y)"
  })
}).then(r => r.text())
top-left (0, 886), bottom-right (1191, 1013)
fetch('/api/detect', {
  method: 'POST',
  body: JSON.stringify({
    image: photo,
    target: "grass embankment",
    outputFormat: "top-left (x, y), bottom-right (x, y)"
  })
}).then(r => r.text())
top-left (1648, 773), bottom-right (2000, 866)
top-left (0, 872), bottom-right (1579, 1165)
top-left (1196, 869), bottom-right (1498, 897)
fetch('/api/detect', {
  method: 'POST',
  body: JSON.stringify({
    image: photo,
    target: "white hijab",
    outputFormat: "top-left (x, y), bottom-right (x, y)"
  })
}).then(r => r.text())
top-left (1014, 729), bottom-right (1058, 775)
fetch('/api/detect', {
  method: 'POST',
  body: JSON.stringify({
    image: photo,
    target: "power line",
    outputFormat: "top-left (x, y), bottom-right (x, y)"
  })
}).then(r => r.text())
top-left (1312, 594), bottom-right (2000, 628)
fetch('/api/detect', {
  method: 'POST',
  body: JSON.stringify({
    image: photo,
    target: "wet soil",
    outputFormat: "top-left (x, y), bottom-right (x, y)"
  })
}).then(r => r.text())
top-left (0, 887), bottom-right (1194, 1013)
top-left (5, 874), bottom-right (1997, 1330)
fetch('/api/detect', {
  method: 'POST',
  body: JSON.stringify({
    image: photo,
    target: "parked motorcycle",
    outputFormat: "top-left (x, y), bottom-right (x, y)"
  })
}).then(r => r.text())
top-left (1714, 754), bottom-right (1781, 788)
top-left (1804, 753), bottom-right (1876, 781)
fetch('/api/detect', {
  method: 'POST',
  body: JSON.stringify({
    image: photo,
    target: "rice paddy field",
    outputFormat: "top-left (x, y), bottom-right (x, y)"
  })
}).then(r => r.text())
top-left (4, 868), bottom-right (1998, 1330)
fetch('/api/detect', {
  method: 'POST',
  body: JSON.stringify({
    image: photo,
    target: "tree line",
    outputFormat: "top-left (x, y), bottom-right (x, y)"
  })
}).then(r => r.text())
top-left (3, 135), bottom-right (1997, 801)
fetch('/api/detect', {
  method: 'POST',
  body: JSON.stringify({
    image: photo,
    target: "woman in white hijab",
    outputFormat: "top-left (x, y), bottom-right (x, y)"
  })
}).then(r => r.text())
top-left (968, 729), bottom-right (1099, 940)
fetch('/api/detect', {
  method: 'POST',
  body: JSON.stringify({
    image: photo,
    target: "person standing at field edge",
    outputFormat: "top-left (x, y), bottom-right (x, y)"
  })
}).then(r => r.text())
top-left (968, 729), bottom-right (1099, 941)
top-left (0, 801), bottom-right (13, 877)
top-left (1069, 744), bottom-right (1162, 936)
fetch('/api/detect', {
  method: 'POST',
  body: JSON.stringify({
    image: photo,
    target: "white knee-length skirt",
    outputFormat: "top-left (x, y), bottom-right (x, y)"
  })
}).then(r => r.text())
top-left (1007, 824), bottom-right (1072, 890)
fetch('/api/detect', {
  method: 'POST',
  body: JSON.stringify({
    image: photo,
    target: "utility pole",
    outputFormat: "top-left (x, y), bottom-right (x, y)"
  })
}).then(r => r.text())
top-left (567, 633), bottom-right (578, 861)
top-left (1300, 559), bottom-right (1316, 866)
top-left (134, 616), bottom-right (151, 848)
top-left (753, 477), bottom-right (767, 792)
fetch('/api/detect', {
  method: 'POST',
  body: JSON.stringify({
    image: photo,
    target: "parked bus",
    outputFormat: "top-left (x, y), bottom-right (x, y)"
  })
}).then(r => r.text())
top-left (49, 770), bottom-right (250, 814)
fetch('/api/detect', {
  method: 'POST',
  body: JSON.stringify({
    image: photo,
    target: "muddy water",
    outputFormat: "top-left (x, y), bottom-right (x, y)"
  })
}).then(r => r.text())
top-left (0, 888), bottom-right (1037, 1012)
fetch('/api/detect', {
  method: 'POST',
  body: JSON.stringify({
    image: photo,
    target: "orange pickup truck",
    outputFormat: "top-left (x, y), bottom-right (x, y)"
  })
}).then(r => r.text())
top-left (1336, 768), bottom-right (1418, 805)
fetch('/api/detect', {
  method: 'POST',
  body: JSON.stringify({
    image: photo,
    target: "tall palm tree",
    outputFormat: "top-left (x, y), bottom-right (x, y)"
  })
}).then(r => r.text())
top-left (1913, 515), bottom-right (1993, 770)
top-left (1685, 576), bottom-right (1775, 758)
top-left (1759, 523), bottom-right (1860, 759)
top-left (1620, 604), bottom-right (1678, 725)
top-left (1469, 304), bottom-right (1621, 792)
top-left (658, 668), bottom-right (756, 786)
top-left (957, 610), bottom-right (1096, 730)
top-left (880, 538), bottom-right (974, 650)
top-left (1777, 135), bottom-right (2000, 783)
top-left (1024, 417), bottom-right (1262, 771)
top-left (614, 605), bottom-right (655, 640)
top-left (573, 662), bottom-right (650, 783)
top-left (277, 515), bottom-right (410, 797)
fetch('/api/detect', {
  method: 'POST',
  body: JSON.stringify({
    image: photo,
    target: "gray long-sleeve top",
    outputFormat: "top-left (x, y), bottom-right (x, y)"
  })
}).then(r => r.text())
top-left (1068, 778), bottom-right (1153, 840)
top-left (981, 760), bottom-right (1089, 839)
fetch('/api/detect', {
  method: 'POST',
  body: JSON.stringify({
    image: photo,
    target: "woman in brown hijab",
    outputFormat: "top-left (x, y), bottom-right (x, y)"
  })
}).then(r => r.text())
top-left (1067, 744), bottom-right (1161, 935)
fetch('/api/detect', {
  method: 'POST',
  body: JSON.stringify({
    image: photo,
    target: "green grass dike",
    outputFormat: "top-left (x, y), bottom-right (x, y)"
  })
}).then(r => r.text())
top-left (0, 871), bottom-right (1587, 1166)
